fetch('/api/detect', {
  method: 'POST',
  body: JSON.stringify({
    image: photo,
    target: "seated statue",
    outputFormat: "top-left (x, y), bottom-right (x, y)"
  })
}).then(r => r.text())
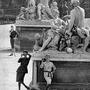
top-left (50, 1), bottom-right (59, 18)
top-left (37, 0), bottom-right (54, 20)
top-left (26, 0), bottom-right (36, 20)
top-left (16, 7), bottom-right (27, 20)
top-left (25, 7), bottom-right (36, 20)
top-left (33, 28), bottom-right (58, 52)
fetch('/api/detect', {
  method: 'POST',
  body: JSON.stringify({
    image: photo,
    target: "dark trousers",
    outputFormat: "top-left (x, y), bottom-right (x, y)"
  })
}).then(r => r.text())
top-left (10, 38), bottom-right (14, 49)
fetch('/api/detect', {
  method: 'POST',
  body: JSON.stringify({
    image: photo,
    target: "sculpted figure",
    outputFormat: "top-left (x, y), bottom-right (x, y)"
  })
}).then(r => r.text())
top-left (16, 7), bottom-right (26, 20)
top-left (38, 10), bottom-right (66, 52)
top-left (83, 27), bottom-right (90, 52)
top-left (61, 1), bottom-right (68, 17)
top-left (17, 0), bottom-right (36, 20)
top-left (50, 9), bottom-right (67, 51)
top-left (50, 1), bottom-right (59, 18)
top-left (28, 0), bottom-right (35, 7)
top-left (25, 0), bottom-right (36, 20)
top-left (37, 0), bottom-right (54, 20)
top-left (66, 0), bottom-right (90, 52)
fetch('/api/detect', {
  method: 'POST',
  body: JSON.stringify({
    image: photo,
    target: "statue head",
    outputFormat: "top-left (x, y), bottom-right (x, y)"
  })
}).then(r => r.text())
top-left (21, 7), bottom-right (26, 12)
top-left (53, 9), bottom-right (59, 18)
top-left (52, 1), bottom-right (57, 7)
top-left (34, 33), bottom-right (41, 40)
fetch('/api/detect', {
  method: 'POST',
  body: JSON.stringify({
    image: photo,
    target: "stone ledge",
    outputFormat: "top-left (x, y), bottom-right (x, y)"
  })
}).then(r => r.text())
top-left (15, 20), bottom-right (51, 27)
top-left (31, 50), bottom-right (90, 61)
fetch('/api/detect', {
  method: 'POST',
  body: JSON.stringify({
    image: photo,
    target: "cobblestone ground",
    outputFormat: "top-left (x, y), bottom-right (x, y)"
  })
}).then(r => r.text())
top-left (0, 24), bottom-right (32, 90)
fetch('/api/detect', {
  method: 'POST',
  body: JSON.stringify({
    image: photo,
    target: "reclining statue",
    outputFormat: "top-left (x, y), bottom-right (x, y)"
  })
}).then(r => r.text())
top-left (34, 10), bottom-right (66, 52)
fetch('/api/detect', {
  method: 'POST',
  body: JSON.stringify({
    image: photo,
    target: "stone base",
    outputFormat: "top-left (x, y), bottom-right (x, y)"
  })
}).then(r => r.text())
top-left (32, 50), bottom-right (90, 90)
top-left (15, 20), bottom-right (51, 51)
top-left (38, 83), bottom-right (90, 90)
top-left (32, 50), bottom-right (90, 61)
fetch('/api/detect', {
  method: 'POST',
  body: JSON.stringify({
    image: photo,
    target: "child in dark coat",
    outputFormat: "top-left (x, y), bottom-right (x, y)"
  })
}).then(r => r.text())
top-left (9, 25), bottom-right (18, 56)
top-left (16, 50), bottom-right (31, 90)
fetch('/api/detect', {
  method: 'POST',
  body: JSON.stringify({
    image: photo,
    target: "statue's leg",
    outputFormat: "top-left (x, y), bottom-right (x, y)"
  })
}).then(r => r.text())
top-left (45, 6), bottom-right (54, 19)
top-left (77, 28), bottom-right (86, 39)
top-left (83, 36), bottom-right (90, 52)
top-left (26, 12), bottom-right (29, 20)
top-left (53, 34), bottom-right (60, 46)
top-left (37, 4), bottom-right (42, 20)
top-left (39, 37), bottom-right (52, 51)
top-left (33, 44), bottom-right (41, 52)
top-left (48, 34), bottom-right (60, 50)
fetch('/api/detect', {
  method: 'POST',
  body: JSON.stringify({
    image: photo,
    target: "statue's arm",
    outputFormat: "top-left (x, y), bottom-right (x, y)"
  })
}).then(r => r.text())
top-left (62, 20), bottom-right (66, 26)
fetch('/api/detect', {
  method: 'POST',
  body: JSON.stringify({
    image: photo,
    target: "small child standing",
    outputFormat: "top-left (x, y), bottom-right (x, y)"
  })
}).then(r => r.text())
top-left (9, 25), bottom-right (18, 56)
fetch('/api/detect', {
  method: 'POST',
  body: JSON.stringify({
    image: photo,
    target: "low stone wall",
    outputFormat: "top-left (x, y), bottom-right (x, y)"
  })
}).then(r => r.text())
top-left (15, 20), bottom-right (51, 51)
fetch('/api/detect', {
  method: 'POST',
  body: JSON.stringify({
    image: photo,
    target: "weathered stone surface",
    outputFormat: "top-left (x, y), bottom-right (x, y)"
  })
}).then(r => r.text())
top-left (15, 20), bottom-right (51, 51)
top-left (31, 50), bottom-right (90, 61)
top-left (15, 20), bottom-right (51, 27)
